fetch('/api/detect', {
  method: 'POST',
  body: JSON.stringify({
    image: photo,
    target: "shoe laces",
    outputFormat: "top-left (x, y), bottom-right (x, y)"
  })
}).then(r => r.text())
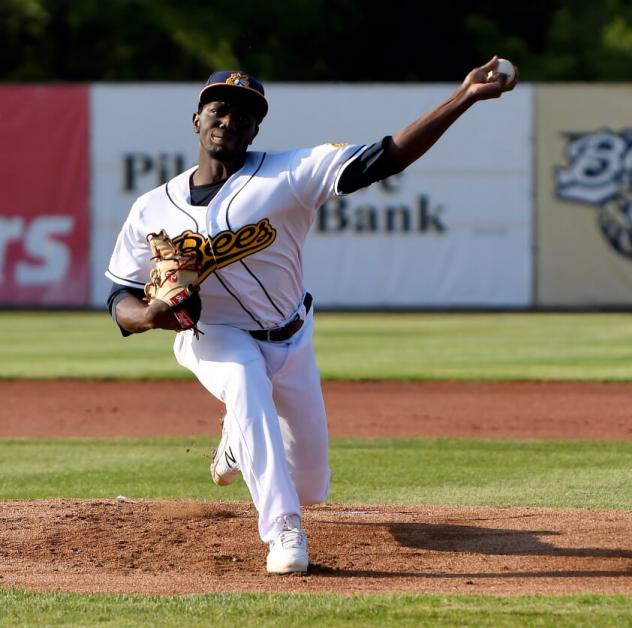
top-left (276, 528), bottom-right (306, 550)
top-left (273, 515), bottom-right (306, 550)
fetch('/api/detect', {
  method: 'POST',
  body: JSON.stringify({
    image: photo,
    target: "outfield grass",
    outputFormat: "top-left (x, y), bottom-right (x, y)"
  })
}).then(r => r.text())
top-left (1, 436), bottom-right (631, 510)
top-left (2, 590), bottom-right (632, 627)
top-left (3, 311), bottom-right (632, 380)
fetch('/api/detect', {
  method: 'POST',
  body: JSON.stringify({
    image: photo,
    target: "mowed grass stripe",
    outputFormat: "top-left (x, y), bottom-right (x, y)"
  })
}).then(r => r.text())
top-left (1, 437), bottom-right (631, 510)
top-left (4, 311), bottom-right (632, 380)
top-left (2, 590), bottom-right (632, 627)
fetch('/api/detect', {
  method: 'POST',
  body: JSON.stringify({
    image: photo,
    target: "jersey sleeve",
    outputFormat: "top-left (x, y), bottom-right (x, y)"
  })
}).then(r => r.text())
top-left (336, 136), bottom-right (404, 194)
top-left (104, 199), bottom-right (152, 289)
top-left (287, 143), bottom-right (368, 210)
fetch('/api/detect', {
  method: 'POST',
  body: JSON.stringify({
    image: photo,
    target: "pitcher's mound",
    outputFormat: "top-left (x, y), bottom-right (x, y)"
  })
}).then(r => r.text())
top-left (2, 499), bottom-right (632, 595)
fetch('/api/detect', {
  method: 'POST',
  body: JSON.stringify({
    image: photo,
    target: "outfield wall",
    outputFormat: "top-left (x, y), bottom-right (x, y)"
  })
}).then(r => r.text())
top-left (535, 84), bottom-right (632, 306)
top-left (0, 86), bottom-right (90, 306)
top-left (1, 82), bottom-right (631, 308)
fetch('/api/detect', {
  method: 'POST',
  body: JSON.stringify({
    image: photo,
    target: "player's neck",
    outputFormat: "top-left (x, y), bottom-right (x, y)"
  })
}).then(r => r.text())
top-left (195, 152), bottom-right (247, 185)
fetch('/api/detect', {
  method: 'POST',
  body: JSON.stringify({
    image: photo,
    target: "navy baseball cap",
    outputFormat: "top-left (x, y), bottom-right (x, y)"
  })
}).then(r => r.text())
top-left (198, 71), bottom-right (268, 122)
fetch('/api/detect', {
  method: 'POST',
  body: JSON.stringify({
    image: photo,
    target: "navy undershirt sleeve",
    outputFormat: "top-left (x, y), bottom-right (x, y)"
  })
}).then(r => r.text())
top-left (337, 136), bottom-right (403, 194)
top-left (107, 283), bottom-right (146, 337)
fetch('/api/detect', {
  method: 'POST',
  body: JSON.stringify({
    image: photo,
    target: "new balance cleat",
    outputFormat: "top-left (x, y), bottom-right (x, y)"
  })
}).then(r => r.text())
top-left (210, 418), bottom-right (241, 486)
top-left (266, 514), bottom-right (308, 574)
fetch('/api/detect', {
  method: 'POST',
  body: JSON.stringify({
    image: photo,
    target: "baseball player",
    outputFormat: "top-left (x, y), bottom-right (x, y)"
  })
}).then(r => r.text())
top-left (106, 58), bottom-right (517, 574)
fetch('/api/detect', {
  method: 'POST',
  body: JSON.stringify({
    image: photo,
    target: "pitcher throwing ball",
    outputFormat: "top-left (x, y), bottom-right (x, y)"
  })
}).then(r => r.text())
top-left (106, 58), bottom-right (517, 574)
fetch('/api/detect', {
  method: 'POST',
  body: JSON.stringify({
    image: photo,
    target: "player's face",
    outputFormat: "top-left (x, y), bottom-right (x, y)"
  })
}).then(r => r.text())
top-left (194, 100), bottom-right (259, 161)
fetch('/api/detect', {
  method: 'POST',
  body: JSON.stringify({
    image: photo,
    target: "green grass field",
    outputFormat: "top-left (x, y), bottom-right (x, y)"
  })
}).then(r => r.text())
top-left (4, 310), bottom-right (632, 379)
top-left (2, 311), bottom-right (632, 626)
top-left (1, 436), bottom-right (631, 509)
top-left (3, 589), bottom-right (632, 627)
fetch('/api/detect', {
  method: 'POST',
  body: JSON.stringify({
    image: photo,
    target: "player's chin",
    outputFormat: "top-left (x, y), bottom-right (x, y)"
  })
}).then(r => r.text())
top-left (207, 144), bottom-right (238, 161)
top-left (209, 138), bottom-right (248, 159)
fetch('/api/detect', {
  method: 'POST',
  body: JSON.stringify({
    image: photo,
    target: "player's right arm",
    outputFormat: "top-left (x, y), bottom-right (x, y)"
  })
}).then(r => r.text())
top-left (107, 285), bottom-right (181, 334)
top-left (105, 199), bottom-right (182, 335)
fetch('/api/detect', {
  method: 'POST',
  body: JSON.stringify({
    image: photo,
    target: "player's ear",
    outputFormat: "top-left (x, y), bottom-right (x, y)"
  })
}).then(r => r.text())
top-left (192, 112), bottom-right (201, 134)
top-left (249, 123), bottom-right (259, 144)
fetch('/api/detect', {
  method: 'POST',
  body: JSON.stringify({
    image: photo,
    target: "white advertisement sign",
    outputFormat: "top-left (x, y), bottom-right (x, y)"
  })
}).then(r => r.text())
top-left (90, 84), bottom-right (199, 305)
top-left (91, 83), bottom-right (533, 307)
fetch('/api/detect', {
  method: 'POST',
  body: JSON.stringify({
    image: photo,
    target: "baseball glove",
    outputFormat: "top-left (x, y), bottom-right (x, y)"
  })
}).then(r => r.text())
top-left (144, 230), bottom-right (202, 336)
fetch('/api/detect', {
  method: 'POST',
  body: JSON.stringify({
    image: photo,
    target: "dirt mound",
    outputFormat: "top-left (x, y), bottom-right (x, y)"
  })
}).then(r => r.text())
top-left (2, 499), bottom-right (632, 595)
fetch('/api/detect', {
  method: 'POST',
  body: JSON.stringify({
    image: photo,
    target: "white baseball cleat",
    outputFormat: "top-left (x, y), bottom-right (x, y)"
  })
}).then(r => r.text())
top-left (266, 514), bottom-right (309, 574)
top-left (210, 418), bottom-right (241, 486)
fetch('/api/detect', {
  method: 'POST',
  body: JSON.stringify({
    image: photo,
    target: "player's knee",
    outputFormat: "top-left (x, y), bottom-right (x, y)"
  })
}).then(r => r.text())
top-left (300, 493), bottom-right (326, 506)
top-left (294, 466), bottom-right (330, 506)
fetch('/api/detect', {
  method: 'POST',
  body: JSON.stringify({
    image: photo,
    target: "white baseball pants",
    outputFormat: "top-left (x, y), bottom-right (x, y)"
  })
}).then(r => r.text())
top-left (173, 309), bottom-right (330, 542)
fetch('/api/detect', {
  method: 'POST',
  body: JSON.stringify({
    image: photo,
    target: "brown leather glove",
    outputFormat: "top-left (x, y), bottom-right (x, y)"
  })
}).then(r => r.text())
top-left (144, 230), bottom-right (202, 336)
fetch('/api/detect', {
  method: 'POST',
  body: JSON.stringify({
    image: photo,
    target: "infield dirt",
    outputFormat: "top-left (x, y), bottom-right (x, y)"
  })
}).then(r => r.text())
top-left (1, 380), bottom-right (632, 595)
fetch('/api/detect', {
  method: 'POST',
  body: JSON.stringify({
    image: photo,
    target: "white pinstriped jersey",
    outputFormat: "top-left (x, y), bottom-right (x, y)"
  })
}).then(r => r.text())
top-left (106, 143), bottom-right (367, 330)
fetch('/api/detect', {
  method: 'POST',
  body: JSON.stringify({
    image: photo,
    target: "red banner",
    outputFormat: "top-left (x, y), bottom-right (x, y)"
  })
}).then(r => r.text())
top-left (0, 85), bottom-right (89, 305)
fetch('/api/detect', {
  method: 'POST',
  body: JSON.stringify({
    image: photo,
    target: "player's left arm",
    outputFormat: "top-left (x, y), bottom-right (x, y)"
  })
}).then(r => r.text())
top-left (385, 56), bottom-right (517, 172)
top-left (291, 57), bottom-right (518, 205)
top-left (336, 56), bottom-right (517, 195)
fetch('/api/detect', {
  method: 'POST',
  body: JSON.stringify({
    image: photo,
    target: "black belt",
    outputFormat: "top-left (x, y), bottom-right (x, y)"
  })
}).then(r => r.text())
top-left (249, 293), bottom-right (313, 342)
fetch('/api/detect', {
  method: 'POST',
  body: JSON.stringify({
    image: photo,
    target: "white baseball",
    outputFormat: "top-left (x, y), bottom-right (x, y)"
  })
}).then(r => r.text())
top-left (487, 58), bottom-right (515, 83)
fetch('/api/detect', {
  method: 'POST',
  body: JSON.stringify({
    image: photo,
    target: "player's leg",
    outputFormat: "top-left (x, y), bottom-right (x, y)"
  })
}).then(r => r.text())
top-left (261, 312), bottom-right (330, 506)
top-left (218, 359), bottom-right (310, 573)
top-left (273, 360), bottom-right (329, 505)
top-left (222, 358), bottom-right (304, 542)
top-left (173, 325), bottom-right (302, 543)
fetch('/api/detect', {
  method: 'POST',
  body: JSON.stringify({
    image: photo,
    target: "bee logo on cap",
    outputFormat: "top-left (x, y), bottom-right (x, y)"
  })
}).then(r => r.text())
top-left (226, 73), bottom-right (251, 88)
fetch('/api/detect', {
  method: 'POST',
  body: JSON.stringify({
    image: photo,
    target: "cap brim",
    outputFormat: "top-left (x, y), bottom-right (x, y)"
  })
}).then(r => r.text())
top-left (198, 83), bottom-right (268, 121)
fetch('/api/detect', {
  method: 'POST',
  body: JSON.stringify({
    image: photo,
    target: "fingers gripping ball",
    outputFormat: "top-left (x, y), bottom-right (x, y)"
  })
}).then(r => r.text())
top-left (486, 58), bottom-right (516, 85)
top-left (145, 230), bottom-right (202, 334)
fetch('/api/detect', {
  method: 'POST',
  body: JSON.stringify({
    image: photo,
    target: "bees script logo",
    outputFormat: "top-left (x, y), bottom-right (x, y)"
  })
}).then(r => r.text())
top-left (555, 129), bottom-right (632, 258)
top-left (172, 219), bottom-right (276, 283)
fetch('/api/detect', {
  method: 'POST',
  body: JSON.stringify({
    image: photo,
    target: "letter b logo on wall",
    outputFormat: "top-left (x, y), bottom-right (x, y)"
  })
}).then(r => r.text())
top-left (555, 129), bottom-right (632, 258)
